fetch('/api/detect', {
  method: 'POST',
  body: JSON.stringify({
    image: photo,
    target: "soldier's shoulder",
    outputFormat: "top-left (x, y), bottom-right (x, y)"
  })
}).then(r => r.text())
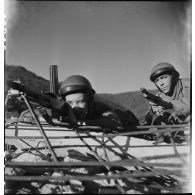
top-left (94, 101), bottom-right (112, 113)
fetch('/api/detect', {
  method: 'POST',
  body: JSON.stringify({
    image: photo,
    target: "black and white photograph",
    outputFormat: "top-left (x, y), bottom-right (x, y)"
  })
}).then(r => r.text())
top-left (4, 0), bottom-right (192, 194)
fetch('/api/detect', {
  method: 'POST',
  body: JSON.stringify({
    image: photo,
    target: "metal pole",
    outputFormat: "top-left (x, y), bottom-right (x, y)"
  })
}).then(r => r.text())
top-left (74, 129), bottom-right (126, 193)
top-left (21, 94), bottom-right (77, 193)
top-left (21, 94), bottom-right (58, 161)
top-left (50, 65), bottom-right (59, 95)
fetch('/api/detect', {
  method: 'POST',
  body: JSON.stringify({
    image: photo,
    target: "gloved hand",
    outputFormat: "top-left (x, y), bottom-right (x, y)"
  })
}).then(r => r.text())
top-left (8, 88), bottom-right (20, 96)
top-left (150, 101), bottom-right (164, 115)
top-left (37, 107), bottom-right (54, 124)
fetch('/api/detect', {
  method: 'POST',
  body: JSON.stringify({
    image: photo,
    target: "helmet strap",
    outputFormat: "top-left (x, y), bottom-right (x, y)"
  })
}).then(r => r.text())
top-left (168, 72), bottom-right (179, 96)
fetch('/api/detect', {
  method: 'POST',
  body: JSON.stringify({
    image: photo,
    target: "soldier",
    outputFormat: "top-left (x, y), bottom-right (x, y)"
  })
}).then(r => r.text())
top-left (5, 76), bottom-right (140, 193)
top-left (144, 62), bottom-right (190, 143)
top-left (6, 75), bottom-right (138, 131)
top-left (58, 75), bottom-right (138, 130)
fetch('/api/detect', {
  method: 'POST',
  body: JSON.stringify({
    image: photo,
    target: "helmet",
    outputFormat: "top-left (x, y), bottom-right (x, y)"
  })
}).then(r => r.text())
top-left (59, 75), bottom-right (95, 96)
top-left (150, 62), bottom-right (179, 82)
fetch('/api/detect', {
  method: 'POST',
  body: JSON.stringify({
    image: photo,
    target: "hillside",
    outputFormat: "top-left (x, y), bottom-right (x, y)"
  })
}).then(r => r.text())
top-left (97, 92), bottom-right (151, 121)
top-left (5, 65), bottom-right (155, 121)
top-left (5, 65), bottom-right (50, 93)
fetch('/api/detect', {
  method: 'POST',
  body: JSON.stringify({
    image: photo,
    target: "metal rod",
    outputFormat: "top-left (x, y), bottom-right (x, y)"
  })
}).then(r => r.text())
top-left (21, 94), bottom-right (58, 161)
top-left (50, 65), bottom-right (59, 95)
top-left (5, 160), bottom-right (184, 168)
top-left (86, 132), bottom-right (124, 158)
top-left (75, 129), bottom-right (127, 193)
top-left (4, 169), bottom-right (184, 182)
top-left (140, 153), bottom-right (189, 161)
top-left (124, 137), bottom-right (131, 152)
top-left (19, 138), bottom-right (46, 157)
top-left (17, 144), bottom-right (188, 153)
top-left (21, 94), bottom-right (77, 193)
top-left (5, 126), bottom-right (190, 137)
top-left (5, 136), bottom-right (93, 139)
top-left (169, 135), bottom-right (187, 164)
top-left (117, 135), bottom-right (183, 184)
top-left (101, 132), bottom-right (127, 194)
top-left (14, 123), bottom-right (19, 136)
top-left (107, 137), bottom-right (141, 171)
top-left (5, 120), bottom-right (190, 130)
top-left (86, 132), bottom-right (180, 184)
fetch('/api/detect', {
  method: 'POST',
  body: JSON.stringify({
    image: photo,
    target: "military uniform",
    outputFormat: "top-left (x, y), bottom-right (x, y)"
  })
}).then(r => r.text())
top-left (145, 78), bottom-right (190, 125)
top-left (59, 75), bottom-right (139, 131)
top-left (144, 62), bottom-right (190, 144)
top-left (60, 100), bottom-right (139, 131)
top-left (15, 75), bottom-right (139, 131)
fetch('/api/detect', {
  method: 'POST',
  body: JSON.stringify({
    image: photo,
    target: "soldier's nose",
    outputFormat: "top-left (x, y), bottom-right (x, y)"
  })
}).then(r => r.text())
top-left (73, 102), bottom-right (81, 109)
top-left (159, 80), bottom-right (164, 86)
top-left (71, 102), bottom-right (77, 108)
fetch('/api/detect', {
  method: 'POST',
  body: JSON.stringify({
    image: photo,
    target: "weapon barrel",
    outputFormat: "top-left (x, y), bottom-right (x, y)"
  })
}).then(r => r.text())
top-left (6, 80), bottom-right (51, 106)
top-left (140, 88), bottom-right (148, 94)
top-left (50, 65), bottom-right (59, 95)
top-left (140, 87), bottom-right (173, 109)
top-left (140, 88), bottom-right (158, 100)
top-left (6, 80), bottom-right (67, 114)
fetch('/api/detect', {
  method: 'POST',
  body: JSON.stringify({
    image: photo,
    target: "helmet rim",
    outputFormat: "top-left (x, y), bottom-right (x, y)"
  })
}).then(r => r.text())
top-left (60, 75), bottom-right (95, 97)
top-left (150, 63), bottom-right (179, 82)
top-left (60, 85), bottom-right (95, 97)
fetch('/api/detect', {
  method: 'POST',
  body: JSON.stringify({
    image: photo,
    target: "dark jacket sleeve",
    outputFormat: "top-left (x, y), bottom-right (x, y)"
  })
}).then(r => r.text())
top-left (85, 111), bottom-right (123, 130)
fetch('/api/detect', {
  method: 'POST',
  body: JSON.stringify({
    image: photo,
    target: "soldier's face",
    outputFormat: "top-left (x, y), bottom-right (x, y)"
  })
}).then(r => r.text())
top-left (155, 74), bottom-right (173, 94)
top-left (65, 93), bottom-right (88, 113)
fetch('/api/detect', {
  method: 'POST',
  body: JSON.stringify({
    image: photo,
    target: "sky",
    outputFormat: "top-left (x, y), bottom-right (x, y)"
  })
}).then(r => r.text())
top-left (4, 1), bottom-right (191, 93)
top-left (1, 1), bottom-right (194, 192)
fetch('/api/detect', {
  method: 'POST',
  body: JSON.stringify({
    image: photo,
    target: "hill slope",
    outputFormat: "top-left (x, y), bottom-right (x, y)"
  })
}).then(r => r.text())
top-left (5, 65), bottom-right (156, 121)
top-left (5, 65), bottom-right (50, 92)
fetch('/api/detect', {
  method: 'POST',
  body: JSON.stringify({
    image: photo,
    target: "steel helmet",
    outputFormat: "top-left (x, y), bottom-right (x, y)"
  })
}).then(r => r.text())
top-left (150, 62), bottom-right (179, 82)
top-left (59, 75), bottom-right (95, 97)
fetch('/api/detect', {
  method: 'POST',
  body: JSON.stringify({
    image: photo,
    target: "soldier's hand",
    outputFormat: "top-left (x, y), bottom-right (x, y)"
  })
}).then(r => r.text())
top-left (7, 88), bottom-right (20, 97)
top-left (142, 93), bottom-right (148, 98)
top-left (150, 102), bottom-right (164, 114)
